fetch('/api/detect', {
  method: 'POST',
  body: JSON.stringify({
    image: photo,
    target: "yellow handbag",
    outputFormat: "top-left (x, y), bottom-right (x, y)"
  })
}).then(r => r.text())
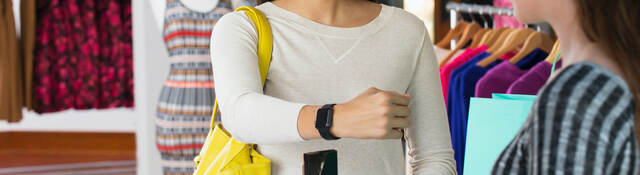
top-left (193, 6), bottom-right (273, 175)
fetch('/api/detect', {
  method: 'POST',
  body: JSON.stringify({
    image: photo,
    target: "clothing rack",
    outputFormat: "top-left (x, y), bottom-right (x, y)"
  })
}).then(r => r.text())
top-left (444, 2), bottom-right (552, 49)
top-left (445, 2), bottom-right (515, 30)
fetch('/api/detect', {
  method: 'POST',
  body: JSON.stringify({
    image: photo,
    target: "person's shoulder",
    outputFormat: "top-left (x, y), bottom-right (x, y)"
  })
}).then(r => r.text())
top-left (542, 62), bottom-right (633, 98)
top-left (536, 62), bottom-right (635, 123)
top-left (382, 5), bottom-right (427, 36)
top-left (384, 5), bottom-right (424, 29)
top-left (217, 10), bottom-right (253, 28)
top-left (211, 9), bottom-right (258, 40)
top-left (216, 3), bottom-right (283, 33)
top-left (531, 62), bottom-right (636, 154)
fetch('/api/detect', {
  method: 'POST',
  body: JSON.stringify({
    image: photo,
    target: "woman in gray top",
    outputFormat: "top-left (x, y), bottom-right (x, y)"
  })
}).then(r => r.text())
top-left (210, 0), bottom-right (455, 174)
top-left (492, 0), bottom-right (640, 174)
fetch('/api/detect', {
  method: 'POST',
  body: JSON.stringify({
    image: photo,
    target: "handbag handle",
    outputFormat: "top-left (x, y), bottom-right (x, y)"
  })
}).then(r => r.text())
top-left (211, 7), bottom-right (273, 129)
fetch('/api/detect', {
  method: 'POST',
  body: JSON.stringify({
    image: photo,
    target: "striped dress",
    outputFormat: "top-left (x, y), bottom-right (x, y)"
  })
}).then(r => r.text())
top-left (156, 0), bottom-right (232, 174)
top-left (492, 62), bottom-right (639, 174)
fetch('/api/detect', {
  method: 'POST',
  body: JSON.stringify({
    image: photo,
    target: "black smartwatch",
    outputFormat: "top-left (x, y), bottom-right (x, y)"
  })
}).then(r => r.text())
top-left (315, 104), bottom-right (340, 140)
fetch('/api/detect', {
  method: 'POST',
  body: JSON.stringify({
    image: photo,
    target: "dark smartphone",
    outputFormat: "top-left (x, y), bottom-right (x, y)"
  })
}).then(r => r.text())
top-left (303, 149), bottom-right (338, 175)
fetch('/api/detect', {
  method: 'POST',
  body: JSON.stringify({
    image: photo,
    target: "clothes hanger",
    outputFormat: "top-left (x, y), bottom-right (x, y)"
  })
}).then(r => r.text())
top-left (545, 40), bottom-right (562, 63)
top-left (474, 8), bottom-right (498, 47)
top-left (477, 30), bottom-right (495, 46)
top-left (480, 28), bottom-right (511, 49)
top-left (438, 23), bottom-right (482, 67)
top-left (470, 8), bottom-right (495, 48)
top-left (469, 28), bottom-right (489, 48)
top-left (541, 33), bottom-right (555, 53)
top-left (477, 28), bottom-right (536, 67)
top-left (435, 22), bottom-right (470, 49)
top-left (486, 28), bottom-right (517, 53)
top-left (477, 7), bottom-right (490, 29)
top-left (507, 32), bottom-right (552, 64)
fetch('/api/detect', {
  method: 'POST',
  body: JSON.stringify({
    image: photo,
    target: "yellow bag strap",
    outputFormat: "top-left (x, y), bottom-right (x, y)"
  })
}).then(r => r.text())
top-left (211, 6), bottom-right (273, 129)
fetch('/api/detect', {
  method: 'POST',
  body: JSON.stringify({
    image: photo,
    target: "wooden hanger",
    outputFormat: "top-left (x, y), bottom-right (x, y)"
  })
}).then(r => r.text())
top-left (545, 41), bottom-right (562, 63)
top-left (486, 28), bottom-right (518, 53)
top-left (541, 34), bottom-right (555, 53)
top-left (435, 22), bottom-right (470, 49)
top-left (508, 32), bottom-right (553, 64)
top-left (477, 28), bottom-right (536, 67)
top-left (479, 28), bottom-right (511, 48)
top-left (469, 28), bottom-right (489, 48)
top-left (477, 30), bottom-right (495, 47)
top-left (438, 23), bottom-right (482, 67)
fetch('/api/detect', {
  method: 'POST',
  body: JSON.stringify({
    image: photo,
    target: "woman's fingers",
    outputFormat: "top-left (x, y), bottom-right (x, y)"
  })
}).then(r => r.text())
top-left (384, 129), bottom-right (403, 139)
top-left (391, 105), bottom-right (411, 117)
top-left (389, 92), bottom-right (411, 106)
top-left (389, 117), bottom-right (410, 129)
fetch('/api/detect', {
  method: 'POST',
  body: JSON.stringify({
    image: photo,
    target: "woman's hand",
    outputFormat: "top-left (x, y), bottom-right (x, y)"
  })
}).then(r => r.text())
top-left (331, 87), bottom-right (412, 139)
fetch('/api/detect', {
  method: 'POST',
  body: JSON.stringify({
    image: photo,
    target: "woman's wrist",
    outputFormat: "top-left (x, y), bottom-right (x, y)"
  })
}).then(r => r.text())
top-left (330, 104), bottom-right (346, 138)
top-left (298, 88), bottom-right (411, 141)
top-left (297, 105), bottom-right (322, 140)
top-left (297, 104), bottom-right (345, 140)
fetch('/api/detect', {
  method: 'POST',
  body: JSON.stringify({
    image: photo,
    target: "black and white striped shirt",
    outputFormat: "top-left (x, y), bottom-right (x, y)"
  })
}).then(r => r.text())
top-left (492, 62), bottom-right (639, 174)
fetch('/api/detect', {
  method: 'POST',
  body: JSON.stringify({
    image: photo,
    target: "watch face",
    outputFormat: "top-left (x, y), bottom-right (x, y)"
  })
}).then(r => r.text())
top-left (316, 108), bottom-right (329, 129)
top-left (326, 109), bottom-right (334, 127)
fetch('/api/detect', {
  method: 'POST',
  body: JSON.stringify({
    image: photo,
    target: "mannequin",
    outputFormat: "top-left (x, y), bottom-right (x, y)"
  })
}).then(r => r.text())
top-left (153, 0), bottom-right (250, 174)
top-left (152, 0), bottom-right (246, 30)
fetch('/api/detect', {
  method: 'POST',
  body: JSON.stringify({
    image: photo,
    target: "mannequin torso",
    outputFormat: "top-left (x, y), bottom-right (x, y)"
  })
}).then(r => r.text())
top-left (152, 0), bottom-right (245, 30)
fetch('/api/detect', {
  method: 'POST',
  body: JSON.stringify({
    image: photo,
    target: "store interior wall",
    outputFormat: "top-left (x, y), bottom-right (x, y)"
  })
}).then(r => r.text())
top-left (405, 0), bottom-right (435, 40)
top-left (133, 0), bottom-right (167, 174)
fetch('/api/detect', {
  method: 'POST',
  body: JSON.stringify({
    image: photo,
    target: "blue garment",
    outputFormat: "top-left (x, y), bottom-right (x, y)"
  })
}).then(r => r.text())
top-left (514, 48), bottom-right (549, 70)
top-left (447, 52), bottom-right (501, 175)
top-left (447, 52), bottom-right (489, 140)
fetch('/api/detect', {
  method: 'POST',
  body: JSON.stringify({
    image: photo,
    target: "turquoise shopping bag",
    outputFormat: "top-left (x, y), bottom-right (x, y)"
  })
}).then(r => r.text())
top-left (463, 95), bottom-right (535, 175)
top-left (492, 93), bottom-right (537, 101)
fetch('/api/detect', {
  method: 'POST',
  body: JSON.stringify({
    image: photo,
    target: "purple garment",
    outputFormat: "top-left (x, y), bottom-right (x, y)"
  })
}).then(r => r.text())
top-left (507, 61), bottom-right (562, 95)
top-left (474, 48), bottom-right (548, 98)
top-left (474, 62), bottom-right (528, 98)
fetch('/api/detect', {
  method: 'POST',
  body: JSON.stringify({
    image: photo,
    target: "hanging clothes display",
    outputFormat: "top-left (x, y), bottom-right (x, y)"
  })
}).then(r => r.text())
top-left (436, 5), bottom-right (556, 171)
top-left (155, 0), bottom-right (236, 174)
top-left (474, 48), bottom-right (548, 98)
top-left (0, 0), bottom-right (23, 122)
top-left (493, 0), bottom-right (522, 28)
top-left (33, 0), bottom-right (133, 113)
top-left (447, 51), bottom-right (500, 174)
top-left (440, 45), bottom-right (488, 104)
top-left (460, 0), bottom-right (493, 27)
top-left (507, 61), bottom-right (562, 95)
top-left (442, 47), bottom-right (554, 174)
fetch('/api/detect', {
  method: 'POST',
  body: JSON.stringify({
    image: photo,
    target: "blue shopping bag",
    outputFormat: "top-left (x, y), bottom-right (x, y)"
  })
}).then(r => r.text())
top-left (463, 94), bottom-right (535, 175)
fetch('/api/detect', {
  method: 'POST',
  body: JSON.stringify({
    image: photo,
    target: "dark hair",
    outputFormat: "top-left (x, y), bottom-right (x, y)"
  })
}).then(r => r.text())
top-left (256, 0), bottom-right (378, 5)
top-left (575, 0), bottom-right (640, 143)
